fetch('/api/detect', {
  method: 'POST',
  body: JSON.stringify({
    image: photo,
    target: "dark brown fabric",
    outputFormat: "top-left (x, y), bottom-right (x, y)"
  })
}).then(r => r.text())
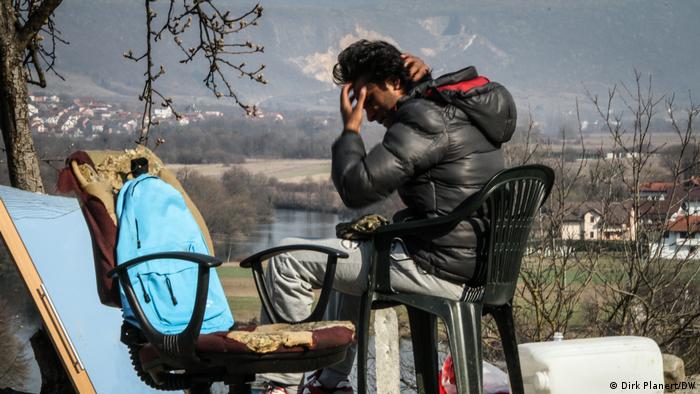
top-left (57, 151), bottom-right (120, 307)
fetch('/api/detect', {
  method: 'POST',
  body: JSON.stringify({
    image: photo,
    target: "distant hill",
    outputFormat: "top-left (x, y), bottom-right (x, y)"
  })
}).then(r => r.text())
top-left (42, 0), bottom-right (700, 127)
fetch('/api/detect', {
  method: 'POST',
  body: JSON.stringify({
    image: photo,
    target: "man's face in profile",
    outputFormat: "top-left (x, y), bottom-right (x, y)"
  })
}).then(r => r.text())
top-left (352, 76), bottom-right (404, 128)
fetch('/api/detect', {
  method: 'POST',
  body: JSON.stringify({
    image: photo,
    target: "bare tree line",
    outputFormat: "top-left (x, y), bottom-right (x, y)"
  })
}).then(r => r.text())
top-left (484, 71), bottom-right (700, 373)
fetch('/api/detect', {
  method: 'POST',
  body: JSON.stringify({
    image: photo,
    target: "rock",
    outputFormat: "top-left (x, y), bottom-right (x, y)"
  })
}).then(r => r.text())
top-left (663, 354), bottom-right (686, 392)
top-left (374, 308), bottom-right (400, 394)
top-left (674, 374), bottom-right (700, 394)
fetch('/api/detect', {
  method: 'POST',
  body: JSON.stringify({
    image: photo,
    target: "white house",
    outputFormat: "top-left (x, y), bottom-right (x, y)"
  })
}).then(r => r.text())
top-left (60, 114), bottom-right (79, 133)
top-left (30, 118), bottom-right (46, 133)
top-left (560, 202), bottom-right (633, 241)
top-left (561, 214), bottom-right (583, 240)
top-left (605, 151), bottom-right (640, 160)
top-left (154, 107), bottom-right (173, 119)
top-left (654, 215), bottom-right (700, 260)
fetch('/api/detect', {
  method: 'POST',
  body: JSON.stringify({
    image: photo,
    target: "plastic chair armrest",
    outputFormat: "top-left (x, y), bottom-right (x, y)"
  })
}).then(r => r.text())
top-left (240, 244), bottom-right (349, 324)
top-left (370, 193), bottom-right (484, 293)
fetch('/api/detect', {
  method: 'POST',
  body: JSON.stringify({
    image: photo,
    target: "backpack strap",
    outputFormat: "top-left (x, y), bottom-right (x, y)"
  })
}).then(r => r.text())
top-left (434, 76), bottom-right (491, 95)
top-left (410, 66), bottom-right (516, 148)
top-left (424, 75), bottom-right (491, 104)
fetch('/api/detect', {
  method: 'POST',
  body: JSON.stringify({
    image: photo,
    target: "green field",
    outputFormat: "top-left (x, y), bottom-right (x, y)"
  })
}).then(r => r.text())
top-left (217, 265), bottom-right (261, 323)
top-left (217, 265), bottom-right (254, 279)
top-left (227, 296), bottom-right (261, 323)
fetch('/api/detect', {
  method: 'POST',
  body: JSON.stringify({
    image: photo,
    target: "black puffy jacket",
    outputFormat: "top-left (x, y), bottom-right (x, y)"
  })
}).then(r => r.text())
top-left (331, 74), bottom-right (513, 283)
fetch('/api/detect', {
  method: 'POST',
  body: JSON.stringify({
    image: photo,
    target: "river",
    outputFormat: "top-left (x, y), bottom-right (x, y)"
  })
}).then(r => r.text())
top-left (226, 209), bottom-right (341, 259)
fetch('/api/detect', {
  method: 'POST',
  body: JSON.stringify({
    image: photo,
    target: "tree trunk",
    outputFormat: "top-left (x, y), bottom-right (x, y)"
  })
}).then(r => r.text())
top-left (0, 4), bottom-right (66, 393)
top-left (0, 2), bottom-right (45, 193)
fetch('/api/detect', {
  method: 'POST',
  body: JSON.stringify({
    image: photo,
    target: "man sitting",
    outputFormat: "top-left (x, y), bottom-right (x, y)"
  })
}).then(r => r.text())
top-left (261, 40), bottom-right (511, 394)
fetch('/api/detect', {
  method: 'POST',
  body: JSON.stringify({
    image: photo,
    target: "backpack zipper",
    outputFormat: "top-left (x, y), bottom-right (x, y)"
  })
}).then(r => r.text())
top-left (135, 219), bottom-right (141, 248)
top-left (164, 276), bottom-right (178, 305)
top-left (137, 274), bottom-right (151, 303)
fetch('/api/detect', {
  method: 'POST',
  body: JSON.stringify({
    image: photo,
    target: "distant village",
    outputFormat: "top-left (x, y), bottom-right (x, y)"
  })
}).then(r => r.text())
top-left (560, 178), bottom-right (700, 260)
top-left (26, 94), bottom-right (270, 139)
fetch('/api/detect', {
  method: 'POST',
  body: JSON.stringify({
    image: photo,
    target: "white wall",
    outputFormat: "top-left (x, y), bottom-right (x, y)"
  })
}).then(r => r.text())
top-left (561, 222), bottom-right (582, 240)
top-left (652, 231), bottom-right (700, 260)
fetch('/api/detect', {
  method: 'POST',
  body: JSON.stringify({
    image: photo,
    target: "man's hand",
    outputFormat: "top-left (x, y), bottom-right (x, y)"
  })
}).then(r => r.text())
top-left (401, 53), bottom-right (431, 82)
top-left (340, 83), bottom-right (366, 133)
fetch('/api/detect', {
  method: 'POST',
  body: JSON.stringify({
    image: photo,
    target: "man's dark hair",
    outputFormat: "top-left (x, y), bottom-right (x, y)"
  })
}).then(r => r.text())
top-left (332, 40), bottom-right (411, 89)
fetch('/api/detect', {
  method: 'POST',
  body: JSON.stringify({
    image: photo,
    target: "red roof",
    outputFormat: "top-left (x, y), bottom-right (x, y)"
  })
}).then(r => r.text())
top-left (667, 215), bottom-right (700, 232)
top-left (640, 182), bottom-right (675, 192)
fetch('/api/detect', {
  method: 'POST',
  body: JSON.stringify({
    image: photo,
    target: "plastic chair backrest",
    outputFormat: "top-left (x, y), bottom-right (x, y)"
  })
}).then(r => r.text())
top-left (474, 165), bottom-right (554, 306)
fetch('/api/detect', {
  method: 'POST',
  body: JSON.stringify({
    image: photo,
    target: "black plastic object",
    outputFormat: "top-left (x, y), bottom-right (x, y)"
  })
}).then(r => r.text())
top-left (108, 251), bottom-right (220, 367)
top-left (131, 157), bottom-right (149, 177)
top-left (356, 164), bottom-right (555, 394)
top-left (240, 244), bottom-right (349, 324)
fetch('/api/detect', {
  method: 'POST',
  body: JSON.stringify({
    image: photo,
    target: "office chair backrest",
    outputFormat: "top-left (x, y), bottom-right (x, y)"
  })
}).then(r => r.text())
top-left (57, 147), bottom-right (214, 307)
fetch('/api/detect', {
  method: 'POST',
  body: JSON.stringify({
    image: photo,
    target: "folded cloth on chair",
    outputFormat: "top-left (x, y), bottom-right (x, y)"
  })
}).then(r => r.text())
top-left (224, 321), bottom-right (355, 353)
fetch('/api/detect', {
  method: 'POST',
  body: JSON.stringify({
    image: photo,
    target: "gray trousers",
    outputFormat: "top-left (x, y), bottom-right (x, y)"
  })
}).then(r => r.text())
top-left (259, 237), bottom-right (467, 387)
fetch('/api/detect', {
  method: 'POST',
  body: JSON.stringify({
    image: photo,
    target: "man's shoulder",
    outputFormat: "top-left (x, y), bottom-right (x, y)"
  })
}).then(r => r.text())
top-left (393, 97), bottom-right (445, 134)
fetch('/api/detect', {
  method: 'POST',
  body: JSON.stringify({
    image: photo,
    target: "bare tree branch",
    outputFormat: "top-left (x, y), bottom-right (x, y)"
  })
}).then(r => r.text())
top-left (15, 1), bottom-right (68, 86)
top-left (124, 0), bottom-right (266, 146)
top-left (16, 0), bottom-right (62, 48)
top-left (24, 38), bottom-right (46, 87)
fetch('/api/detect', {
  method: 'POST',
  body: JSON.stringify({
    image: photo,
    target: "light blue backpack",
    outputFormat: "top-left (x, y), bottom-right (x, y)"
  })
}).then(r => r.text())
top-left (115, 174), bottom-right (234, 334)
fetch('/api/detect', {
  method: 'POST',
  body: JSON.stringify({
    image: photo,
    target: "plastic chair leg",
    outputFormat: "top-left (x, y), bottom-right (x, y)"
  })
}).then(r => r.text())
top-left (357, 292), bottom-right (373, 394)
top-left (407, 306), bottom-right (439, 394)
top-left (490, 304), bottom-right (524, 394)
top-left (443, 302), bottom-right (483, 394)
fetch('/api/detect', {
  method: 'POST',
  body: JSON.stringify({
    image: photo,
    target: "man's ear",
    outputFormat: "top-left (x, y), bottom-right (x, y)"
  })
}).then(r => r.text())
top-left (387, 77), bottom-right (403, 93)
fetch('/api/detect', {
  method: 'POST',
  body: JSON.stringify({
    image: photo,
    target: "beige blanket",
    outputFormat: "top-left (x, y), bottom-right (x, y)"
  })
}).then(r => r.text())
top-left (226, 321), bottom-right (355, 353)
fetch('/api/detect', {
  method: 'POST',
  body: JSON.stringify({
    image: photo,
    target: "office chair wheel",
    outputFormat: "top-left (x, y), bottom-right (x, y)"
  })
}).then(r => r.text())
top-left (128, 343), bottom-right (193, 390)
